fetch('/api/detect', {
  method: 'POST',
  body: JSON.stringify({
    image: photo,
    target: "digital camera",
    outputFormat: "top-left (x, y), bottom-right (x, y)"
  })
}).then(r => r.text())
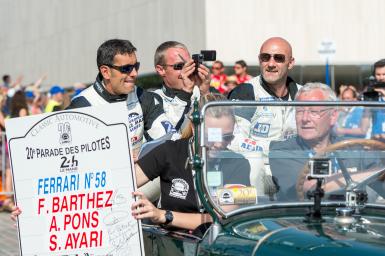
top-left (192, 50), bottom-right (216, 74)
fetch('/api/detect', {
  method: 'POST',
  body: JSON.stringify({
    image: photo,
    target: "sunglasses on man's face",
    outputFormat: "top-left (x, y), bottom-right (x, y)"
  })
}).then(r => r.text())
top-left (204, 132), bottom-right (234, 144)
top-left (163, 62), bottom-right (185, 70)
top-left (222, 133), bottom-right (235, 142)
top-left (212, 66), bottom-right (222, 70)
top-left (259, 53), bottom-right (286, 63)
top-left (105, 62), bottom-right (140, 74)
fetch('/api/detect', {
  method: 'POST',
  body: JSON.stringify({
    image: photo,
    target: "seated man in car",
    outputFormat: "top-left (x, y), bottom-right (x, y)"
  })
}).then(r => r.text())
top-left (269, 83), bottom-right (382, 201)
top-left (132, 94), bottom-right (250, 231)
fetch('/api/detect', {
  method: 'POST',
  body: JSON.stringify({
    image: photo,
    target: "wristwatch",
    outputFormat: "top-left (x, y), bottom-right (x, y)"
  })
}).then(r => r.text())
top-left (163, 210), bottom-right (174, 226)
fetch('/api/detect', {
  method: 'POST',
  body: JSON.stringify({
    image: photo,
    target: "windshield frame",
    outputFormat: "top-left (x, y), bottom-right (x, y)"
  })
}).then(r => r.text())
top-left (199, 101), bottom-right (385, 219)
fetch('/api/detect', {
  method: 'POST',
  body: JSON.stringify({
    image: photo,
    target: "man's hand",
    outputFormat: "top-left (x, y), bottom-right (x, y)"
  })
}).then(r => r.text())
top-left (179, 59), bottom-right (196, 93)
top-left (179, 60), bottom-right (211, 93)
top-left (10, 206), bottom-right (22, 224)
top-left (131, 191), bottom-right (165, 224)
top-left (194, 63), bottom-right (211, 87)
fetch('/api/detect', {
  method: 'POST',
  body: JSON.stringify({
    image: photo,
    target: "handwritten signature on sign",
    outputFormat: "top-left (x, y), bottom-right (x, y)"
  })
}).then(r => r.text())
top-left (104, 189), bottom-right (139, 256)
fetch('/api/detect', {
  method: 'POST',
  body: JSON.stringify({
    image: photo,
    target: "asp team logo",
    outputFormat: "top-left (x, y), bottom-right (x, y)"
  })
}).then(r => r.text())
top-left (161, 121), bottom-right (176, 133)
top-left (58, 122), bottom-right (72, 144)
top-left (251, 122), bottom-right (270, 138)
top-left (169, 178), bottom-right (189, 199)
top-left (254, 106), bottom-right (276, 119)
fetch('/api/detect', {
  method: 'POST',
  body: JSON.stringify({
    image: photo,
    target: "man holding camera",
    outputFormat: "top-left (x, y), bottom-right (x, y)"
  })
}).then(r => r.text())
top-left (152, 41), bottom-right (211, 133)
top-left (369, 59), bottom-right (385, 140)
top-left (359, 59), bottom-right (385, 141)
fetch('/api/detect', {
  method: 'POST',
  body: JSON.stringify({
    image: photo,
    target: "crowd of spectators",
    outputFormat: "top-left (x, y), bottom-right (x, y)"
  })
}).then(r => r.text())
top-left (0, 74), bottom-right (86, 212)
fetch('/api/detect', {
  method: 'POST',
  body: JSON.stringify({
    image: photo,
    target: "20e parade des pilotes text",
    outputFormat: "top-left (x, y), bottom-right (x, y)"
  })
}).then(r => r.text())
top-left (25, 136), bottom-right (111, 160)
top-left (36, 171), bottom-right (111, 252)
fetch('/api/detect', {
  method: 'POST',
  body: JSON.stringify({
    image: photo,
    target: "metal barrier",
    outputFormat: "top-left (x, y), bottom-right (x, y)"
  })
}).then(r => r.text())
top-left (0, 132), bottom-right (13, 198)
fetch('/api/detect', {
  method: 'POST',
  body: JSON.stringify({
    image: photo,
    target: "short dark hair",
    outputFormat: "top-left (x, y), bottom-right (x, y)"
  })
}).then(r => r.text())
top-left (213, 60), bottom-right (224, 68)
top-left (96, 39), bottom-right (137, 68)
top-left (341, 86), bottom-right (357, 99)
top-left (2, 75), bottom-right (10, 83)
top-left (235, 60), bottom-right (247, 68)
top-left (374, 59), bottom-right (385, 72)
top-left (154, 41), bottom-right (188, 66)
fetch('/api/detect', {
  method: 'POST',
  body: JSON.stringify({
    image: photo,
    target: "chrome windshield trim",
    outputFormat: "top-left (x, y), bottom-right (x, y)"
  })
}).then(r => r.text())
top-left (201, 101), bottom-right (385, 112)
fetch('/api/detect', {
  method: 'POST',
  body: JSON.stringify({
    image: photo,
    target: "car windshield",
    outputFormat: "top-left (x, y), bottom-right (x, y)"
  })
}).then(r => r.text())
top-left (200, 101), bottom-right (385, 218)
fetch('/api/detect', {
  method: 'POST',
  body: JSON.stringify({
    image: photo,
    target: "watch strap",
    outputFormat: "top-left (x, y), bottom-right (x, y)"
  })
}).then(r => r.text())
top-left (163, 210), bottom-right (173, 225)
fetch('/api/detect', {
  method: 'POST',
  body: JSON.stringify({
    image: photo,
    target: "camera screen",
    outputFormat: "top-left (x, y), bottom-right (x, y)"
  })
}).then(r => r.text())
top-left (309, 158), bottom-right (331, 178)
top-left (200, 50), bottom-right (216, 61)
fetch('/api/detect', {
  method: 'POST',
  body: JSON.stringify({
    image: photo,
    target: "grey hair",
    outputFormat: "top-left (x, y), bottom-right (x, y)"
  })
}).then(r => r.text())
top-left (295, 82), bottom-right (338, 101)
top-left (154, 41), bottom-right (188, 66)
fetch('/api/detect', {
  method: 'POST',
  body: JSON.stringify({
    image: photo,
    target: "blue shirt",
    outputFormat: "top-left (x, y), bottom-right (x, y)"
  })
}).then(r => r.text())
top-left (371, 98), bottom-right (385, 136)
top-left (342, 107), bottom-right (366, 139)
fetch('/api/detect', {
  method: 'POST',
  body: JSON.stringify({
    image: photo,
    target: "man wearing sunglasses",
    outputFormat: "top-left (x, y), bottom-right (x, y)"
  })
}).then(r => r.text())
top-left (233, 60), bottom-right (252, 85)
top-left (67, 39), bottom-right (171, 152)
top-left (228, 37), bottom-right (301, 152)
top-left (210, 60), bottom-right (227, 94)
top-left (152, 41), bottom-right (211, 133)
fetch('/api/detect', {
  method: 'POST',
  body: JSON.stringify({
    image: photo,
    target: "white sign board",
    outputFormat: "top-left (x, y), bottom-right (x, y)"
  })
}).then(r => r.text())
top-left (318, 39), bottom-right (336, 61)
top-left (6, 102), bottom-right (144, 256)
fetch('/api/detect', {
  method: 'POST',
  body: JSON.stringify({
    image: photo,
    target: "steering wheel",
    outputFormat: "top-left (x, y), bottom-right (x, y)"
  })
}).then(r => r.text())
top-left (296, 139), bottom-right (385, 200)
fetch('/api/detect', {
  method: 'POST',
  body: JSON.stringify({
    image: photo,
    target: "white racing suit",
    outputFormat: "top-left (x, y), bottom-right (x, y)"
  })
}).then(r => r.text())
top-left (153, 84), bottom-right (200, 132)
top-left (227, 75), bottom-right (301, 196)
top-left (68, 74), bottom-right (172, 201)
top-left (228, 75), bottom-right (301, 152)
top-left (68, 74), bottom-right (172, 151)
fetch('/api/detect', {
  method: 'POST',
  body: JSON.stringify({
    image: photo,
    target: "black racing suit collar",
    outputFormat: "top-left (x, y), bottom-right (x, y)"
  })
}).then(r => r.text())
top-left (93, 73), bottom-right (128, 103)
top-left (161, 83), bottom-right (193, 102)
top-left (260, 76), bottom-right (297, 101)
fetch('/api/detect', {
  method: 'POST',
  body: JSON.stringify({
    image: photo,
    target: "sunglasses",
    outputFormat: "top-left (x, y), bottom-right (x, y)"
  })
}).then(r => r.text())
top-left (259, 53), bottom-right (286, 63)
top-left (105, 62), bottom-right (140, 74)
top-left (222, 133), bottom-right (235, 142)
top-left (212, 66), bottom-right (222, 70)
top-left (204, 132), bottom-right (235, 143)
top-left (163, 62), bottom-right (185, 70)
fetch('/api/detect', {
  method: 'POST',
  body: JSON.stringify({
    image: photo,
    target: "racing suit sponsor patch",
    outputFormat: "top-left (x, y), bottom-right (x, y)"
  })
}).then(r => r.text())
top-left (240, 138), bottom-right (263, 151)
top-left (253, 106), bottom-right (277, 119)
top-left (251, 123), bottom-right (270, 138)
top-left (128, 113), bottom-right (143, 132)
top-left (161, 121), bottom-right (176, 133)
top-left (128, 112), bottom-right (144, 146)
top-left (258, 96), bottom-right (275, 102)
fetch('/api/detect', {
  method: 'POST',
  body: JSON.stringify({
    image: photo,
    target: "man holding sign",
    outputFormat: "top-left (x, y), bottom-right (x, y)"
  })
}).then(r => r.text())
top-left (7, 102), bottom-right (145, 255)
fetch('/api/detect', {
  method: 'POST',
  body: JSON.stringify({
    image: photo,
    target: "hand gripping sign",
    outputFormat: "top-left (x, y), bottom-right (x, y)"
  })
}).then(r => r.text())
top-left (6, 102), bottom-right (144, 256)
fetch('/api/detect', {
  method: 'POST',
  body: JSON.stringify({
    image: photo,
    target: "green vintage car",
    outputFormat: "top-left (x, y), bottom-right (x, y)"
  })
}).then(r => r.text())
top-left (142, 101), bottom-right (385, 256)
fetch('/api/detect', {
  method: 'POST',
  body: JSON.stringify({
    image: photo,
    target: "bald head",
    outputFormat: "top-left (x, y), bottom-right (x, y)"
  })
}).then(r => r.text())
top-left (260, 37), bottom-right (292, 57)
top-left (258, 37), bottom-right (295, 88)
